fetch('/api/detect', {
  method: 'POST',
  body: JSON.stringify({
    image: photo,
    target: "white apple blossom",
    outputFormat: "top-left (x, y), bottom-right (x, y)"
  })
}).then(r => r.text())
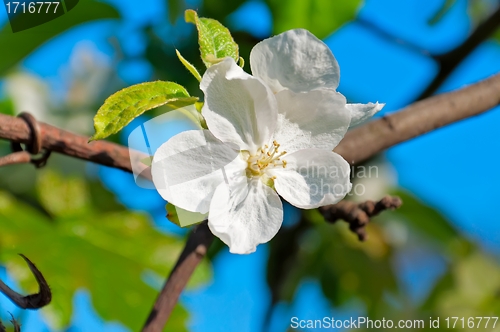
top-left (152, 29), bottom-right (384, 254)
top-left (249, 29), bottom-right (384, 127)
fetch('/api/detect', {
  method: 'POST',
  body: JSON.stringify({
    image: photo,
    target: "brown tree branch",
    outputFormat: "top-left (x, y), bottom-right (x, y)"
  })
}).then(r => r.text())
top-left (319, 196), bottom-right (403, 241)
top-left (2, 74), bottom-right (499, 174)
top-left (335, 72), bottom-right (500, 165)
top-left (142, 222), bottom-right (214, 332)
top-left (1, 72), bottom-right (500, 331)
top-left (0, 113), bottom-right (145, 174)
top-left (0, 254), bottom-right (52, 309)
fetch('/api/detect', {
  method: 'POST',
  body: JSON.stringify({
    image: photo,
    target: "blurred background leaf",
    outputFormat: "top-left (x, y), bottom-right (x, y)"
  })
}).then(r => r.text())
top-left (167, 0), bottom-right (185, 24)
top-left (264, 168), bottom-right (500, 330)
top-left (0, 99), bottom-right (14, 115)
top-left (0, 170), bottom-right (211, 330)
top-left (266, 0), bottom-right (363, 39)
top-left (0, 0), bottom-right (120, 76)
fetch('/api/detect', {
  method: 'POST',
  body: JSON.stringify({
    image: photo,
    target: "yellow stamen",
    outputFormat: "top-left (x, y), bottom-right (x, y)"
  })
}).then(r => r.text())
top-left (244, 141), bottom-right (287, 178)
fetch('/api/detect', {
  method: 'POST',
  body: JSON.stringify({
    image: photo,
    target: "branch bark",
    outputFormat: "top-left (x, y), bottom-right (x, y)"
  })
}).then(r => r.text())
top-left (0, 113), bottom-right (144, 174)
top-left (0, 151), bottom-right (31, 167)
top-left (319, 196), bottom-right (403, 241)
top-left (335, 72), bottom-right (500, 164)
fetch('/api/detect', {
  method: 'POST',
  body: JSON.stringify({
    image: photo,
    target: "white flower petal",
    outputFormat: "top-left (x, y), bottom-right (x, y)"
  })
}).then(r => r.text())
top-left (347, 102), bottom-right (385, 127)
top-left (200, 57), bottom-right (278, 152)
top-left (250, 29), bottom-right (340, 93)
top-left (208, 179), bottom-right (283, 254)
top-left (270, 149), bottom-right (352, 209)
top-left (272, 89), bottom-right (350, 154)
top-left (151, 129), bottom-right (246, 213)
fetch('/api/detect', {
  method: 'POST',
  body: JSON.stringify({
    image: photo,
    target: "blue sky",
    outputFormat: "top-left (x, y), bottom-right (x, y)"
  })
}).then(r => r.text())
top-left (1, 0), bottom-right (499, 331)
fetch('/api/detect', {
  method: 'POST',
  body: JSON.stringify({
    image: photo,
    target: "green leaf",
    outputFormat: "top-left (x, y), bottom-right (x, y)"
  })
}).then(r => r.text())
top-left (195, 101), bottom-right (204, 112)
top-left (424, 252), bottom-right (500, 317)
top-left (0, 171), bottom-right (212, 330)
top-left (390, 189), bottom-right (472, 257)
top-left (267, 218), bottom-right (398, 314)
top-left (36, 170), bottom-right (91, 218)
top-left (0, 0), bottom-right (119, 76)
top-left (90, 81), bottom-right (198, 141)
top-left (140, 156), bottom-right (153, 167)
top-left (166, 203), bottom-right (181, 226)
top-left (0, 99), bottom-right (14, 115)
top-left (185, 9), bottom-right (239, 68)
top-left (266, 0), bottom-right (362, 39)
top-left (166, 203), bottom-right (207, 227)
top-left (176, 49), bottom-right (202, 82)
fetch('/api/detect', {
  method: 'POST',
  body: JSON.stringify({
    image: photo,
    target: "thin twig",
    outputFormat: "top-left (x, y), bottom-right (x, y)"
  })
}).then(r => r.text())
top-left (357, 5), bottom-right (500, 101)
top-left (0, 254), bottom-right (52, 309)
top-left (319, 196), bottom-right (403, 241)
top-left (0, 151), bottom-right (31, 167)
top-left (417, 5), bottom-right (500, 100)
top-left (0, 314), bottom-right (22, 332)
top-left (356, 17), bottom-right (432, 58)
top-left (10, 314), bottom-right (21, 332)
top-left (335, 72), bottom-right (500, 165)
top-left (142, 222), bottom-right (214, 332)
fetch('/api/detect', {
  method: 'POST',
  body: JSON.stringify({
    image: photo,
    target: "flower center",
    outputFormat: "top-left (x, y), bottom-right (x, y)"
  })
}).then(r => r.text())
top-left (244, 140), bottom-right (287, 178)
